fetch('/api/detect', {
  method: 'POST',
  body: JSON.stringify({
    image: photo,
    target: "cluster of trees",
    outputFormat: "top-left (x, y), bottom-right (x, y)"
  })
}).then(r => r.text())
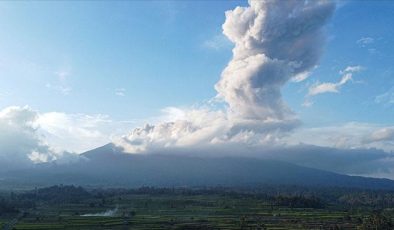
top-left (0, 185), bottom-right (92, 215)
top-left (95, 185), bottom-right (394, 210)
top-left (0, 198), bottom-right (19, 213)
top-left (20, 185), bottom-right (91, 204)
top-left (0, 195), bottom-right (35, 214)
top-left (360, 210), bottom-right (393, 230)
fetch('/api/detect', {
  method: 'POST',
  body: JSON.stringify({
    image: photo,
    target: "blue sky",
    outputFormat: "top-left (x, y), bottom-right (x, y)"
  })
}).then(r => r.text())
top-left (0, 1), bottom-right (238, 120)
top-left (1, 0), bottom-right (394, 177)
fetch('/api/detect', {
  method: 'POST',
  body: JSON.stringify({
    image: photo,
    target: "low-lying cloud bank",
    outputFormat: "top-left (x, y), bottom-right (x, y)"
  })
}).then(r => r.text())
top-left (0, 106), bottom-right (52, 168)
top-left (263, 145), bottom-right (394, 179)
top-left (127, 143), bottom-right (394, 179)
top-left (0, 106), bottom-right (123, 167)
top-left (1, 106), bottom-right (394, 178)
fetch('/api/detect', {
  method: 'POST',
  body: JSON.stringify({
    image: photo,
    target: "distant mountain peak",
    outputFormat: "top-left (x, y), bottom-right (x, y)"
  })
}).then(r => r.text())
top-left (81, 143), bottom-right (124, 160)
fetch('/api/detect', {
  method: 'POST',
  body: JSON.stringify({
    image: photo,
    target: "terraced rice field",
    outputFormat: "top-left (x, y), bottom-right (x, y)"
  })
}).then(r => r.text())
top-left (3, 193), bottom-right (386, 229)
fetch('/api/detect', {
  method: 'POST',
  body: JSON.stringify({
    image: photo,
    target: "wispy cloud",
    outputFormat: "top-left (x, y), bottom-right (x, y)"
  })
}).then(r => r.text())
top-left (0, 91), bottom-right (10, 101)
top-left (375, 86), bottom-right (394, 106)
top-left (37, 112), bottom-right (116, 153)
top-left (291, 71), bottom-right (312, 83)
top-left (357, 37), bottom-right (379, 55)
top-left (340, 65), bottom-right (363, 74)
top-left (357, 37), bottom-right (374, 46)
top-left (45, 83), bottom-right (72, 95)
top-left (46, 69), bottom-right (73, 95)
top-left (308, 73), bottom-right (352, 96)
top-left (203, 34), bottom-right (232, 50)
top-left (304, 65), bottom-right (363, 106)
top-left (115, 88), bottom-right (126, 97)
top-left (54, 70), bottom-right (70, 82)
top-left (288, 122), bottom-right (394, 152)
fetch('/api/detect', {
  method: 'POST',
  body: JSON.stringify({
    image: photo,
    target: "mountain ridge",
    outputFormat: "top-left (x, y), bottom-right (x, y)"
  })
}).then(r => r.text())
top-left (3, 143), bottom-right (394, 190)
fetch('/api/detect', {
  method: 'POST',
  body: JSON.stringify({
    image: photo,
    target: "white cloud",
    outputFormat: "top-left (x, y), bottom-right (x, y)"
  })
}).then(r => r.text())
top-left (368, 48), bottom-right (378, 54)
top-left (375, 86), bottom-right (394, 106)
top-left (119, 120), bottom-right (394, 178)
top-left (203, 34), bottom-right (232, 50)
top-left (46, 69), bottom-right (73, 95)
top-left (302, 100), bottom-right (314, 107)
top-left (357, 37), bottom-right (374, 46)
top-left (115, 108), bottom-right (229, 153)
top-left (308, 73), bottom-right (352, 96)
top-left (28, 150), bottom-right (51, 164)
top-left (0, 91), bottom-right (11, 101)
top-left (0, 106), bottom-right (55, 167)
top-left (340, 65), bottom-right (363, 74)
top-left (305, 65), bottom-right (362, 105)
top-left (45, 83), bottom-right (72, 95)
top-left (367, 127), bottom-right (394, 143)
top-left (54, 70), bottom-right (70, 82)
top-left (291, 71), bottom-right (311, 83)
top-left (287, 122), bottom-right (394, 152)
top-left (37, 112), bottom-right (122, 153)
top-left (357, 37), bottom-right (378, 54)
top-left (280, 123), bottom-right (394, 178)
top-left (0, 105), bottom-right (135, 166)
top-left (115, 88), bottom-right (126, 97)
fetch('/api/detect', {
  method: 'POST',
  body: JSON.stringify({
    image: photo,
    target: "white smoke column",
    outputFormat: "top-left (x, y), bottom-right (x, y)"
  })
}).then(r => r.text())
top-left (117, 0), bottom-right (335, 153)
top-left (81, 207), bottom-right (118, 217)
top-left (216, 0), bottom-right (335, 122)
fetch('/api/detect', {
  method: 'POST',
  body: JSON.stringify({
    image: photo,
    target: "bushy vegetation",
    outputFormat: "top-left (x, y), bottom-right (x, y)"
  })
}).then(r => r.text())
top-left (0, 198), bottom-right (19, 214)
top-left (20, 185), bottom-right (91, 204)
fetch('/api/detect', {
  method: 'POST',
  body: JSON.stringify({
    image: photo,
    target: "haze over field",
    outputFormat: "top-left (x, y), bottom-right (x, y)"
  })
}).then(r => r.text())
top-left (1, 0), bottom-right (394, 183)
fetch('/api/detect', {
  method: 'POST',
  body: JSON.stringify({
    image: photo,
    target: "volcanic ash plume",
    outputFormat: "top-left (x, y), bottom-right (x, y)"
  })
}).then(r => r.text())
top-left (117, 0), bottom-right (335, 153)
top-left (216, 0), bottom-right (335, 121)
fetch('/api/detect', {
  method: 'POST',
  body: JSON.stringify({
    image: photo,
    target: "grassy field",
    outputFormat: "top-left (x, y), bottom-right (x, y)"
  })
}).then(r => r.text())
top-left (1, 192), bottom-right (391, 230)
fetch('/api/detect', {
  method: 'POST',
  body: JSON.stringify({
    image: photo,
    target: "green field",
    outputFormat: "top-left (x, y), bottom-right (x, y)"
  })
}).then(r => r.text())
top-left (1, 186), bottom-right (393, 229)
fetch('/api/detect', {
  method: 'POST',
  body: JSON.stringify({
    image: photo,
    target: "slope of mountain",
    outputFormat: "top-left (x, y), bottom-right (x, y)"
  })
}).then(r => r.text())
top-left (3, 144), bottom-right (394, 190)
